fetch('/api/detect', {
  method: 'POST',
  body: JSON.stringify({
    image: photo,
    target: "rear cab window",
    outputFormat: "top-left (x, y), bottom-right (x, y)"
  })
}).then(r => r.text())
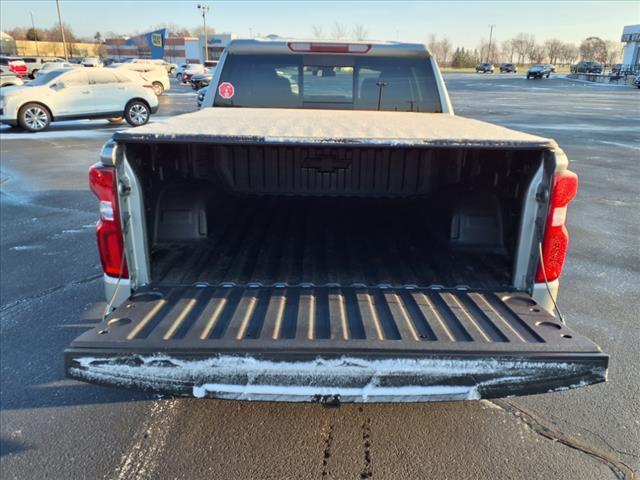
top-left (214, 53), bottom-right (442, 112)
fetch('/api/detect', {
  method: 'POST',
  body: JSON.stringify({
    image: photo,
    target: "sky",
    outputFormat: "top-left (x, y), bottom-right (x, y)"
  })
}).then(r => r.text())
top-left (1, 0), bottom-right (638, 49)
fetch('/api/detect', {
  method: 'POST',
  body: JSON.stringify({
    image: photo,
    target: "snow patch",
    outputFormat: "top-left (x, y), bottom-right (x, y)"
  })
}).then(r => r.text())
top-left (9, 245), bottom-right (43, 251)
top-left (69, 354), bottom-right (603, 403)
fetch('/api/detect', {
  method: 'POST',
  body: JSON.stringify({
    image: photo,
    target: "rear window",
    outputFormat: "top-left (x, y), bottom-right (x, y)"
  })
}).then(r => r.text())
top-left (213, 54), bottom-right (442, 112)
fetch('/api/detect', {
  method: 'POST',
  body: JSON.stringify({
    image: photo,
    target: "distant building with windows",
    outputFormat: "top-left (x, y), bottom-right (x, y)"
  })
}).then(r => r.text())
top-left (105, 31), bottom-right (238, 64)
top-left (198, 33), bottom-right (238, 61)
top-left (621, 24), bottom-right (640, 71)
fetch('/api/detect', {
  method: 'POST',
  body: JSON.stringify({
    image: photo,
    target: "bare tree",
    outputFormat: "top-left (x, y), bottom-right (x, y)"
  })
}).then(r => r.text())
top-left (427, 34), bottom-right (452, 65)
top-left (511, 33), bottom-right (535, 64)
top-left (501, 39), bottom-right (515, 63)
top-left (311, 25), bottom-right (324, 39)
top-left (580, 36), bottom-right (607, 63)
top-left (352, 24), bottom-right (368, 41)
top-left (529, 44), bottom-right (546, 63)
top-left (605, 39), bottom-right (622, 66)
top-left (331, 22), bottom-right (348, 39)
top-left (440, 37), bottom-right (452, 65)
top-left (544, 38), bottom-right (563, 65)
top-left (559, 42), bottom-right (578, 65)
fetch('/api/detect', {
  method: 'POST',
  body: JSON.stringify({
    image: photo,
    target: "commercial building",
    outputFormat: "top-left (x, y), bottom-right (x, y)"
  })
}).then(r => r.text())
top-left (621, 24), bottom-right (640, 72)
top-left (105, 29), bottom-right (167, 60)
top-left (105, 31), bottom-right (238, 64)
top-left (197, 33), bottom-right (238, 61)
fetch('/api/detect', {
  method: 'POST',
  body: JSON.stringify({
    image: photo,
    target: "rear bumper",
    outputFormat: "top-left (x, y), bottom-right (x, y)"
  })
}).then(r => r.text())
top-left (65, 286), bottom-right (608, 402)
top-left (65, 352), bottom-right (607, 403)
top-left (150, 105), bottom-right (159, 114)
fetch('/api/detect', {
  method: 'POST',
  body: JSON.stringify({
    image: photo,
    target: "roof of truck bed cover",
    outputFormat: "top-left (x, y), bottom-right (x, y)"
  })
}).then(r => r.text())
top-left (114, 108), bottom-right (557, 149)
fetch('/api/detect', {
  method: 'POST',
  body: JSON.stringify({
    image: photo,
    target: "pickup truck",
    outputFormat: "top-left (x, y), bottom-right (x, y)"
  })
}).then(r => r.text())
top-left (65, 40), bottom-right (607, 403)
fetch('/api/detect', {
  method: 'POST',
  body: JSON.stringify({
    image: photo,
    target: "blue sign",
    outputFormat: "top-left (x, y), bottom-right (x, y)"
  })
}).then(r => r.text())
top-left (125, 28), bottom-right (167, 59)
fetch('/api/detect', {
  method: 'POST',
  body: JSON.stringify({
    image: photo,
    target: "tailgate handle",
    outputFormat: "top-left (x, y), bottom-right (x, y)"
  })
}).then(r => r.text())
top-left (303, 156), bottom-right (352, 173)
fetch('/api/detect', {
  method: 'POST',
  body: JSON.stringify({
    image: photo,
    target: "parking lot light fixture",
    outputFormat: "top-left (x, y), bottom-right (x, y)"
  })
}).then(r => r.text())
top-left (197, 4), bottom-right (210, 62)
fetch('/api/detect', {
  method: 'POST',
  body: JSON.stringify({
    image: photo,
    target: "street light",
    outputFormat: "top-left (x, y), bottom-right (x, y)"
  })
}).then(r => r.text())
top-left (197, 4), bottom-right (210, 63)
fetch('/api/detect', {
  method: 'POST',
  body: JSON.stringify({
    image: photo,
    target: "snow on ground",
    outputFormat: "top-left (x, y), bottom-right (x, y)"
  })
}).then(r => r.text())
top-left (0, 116), bottom-right (173, 140)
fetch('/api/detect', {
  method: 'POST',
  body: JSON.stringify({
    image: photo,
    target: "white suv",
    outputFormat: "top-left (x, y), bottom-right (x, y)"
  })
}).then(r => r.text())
top-left (0, 68), bottom-right (158, 131)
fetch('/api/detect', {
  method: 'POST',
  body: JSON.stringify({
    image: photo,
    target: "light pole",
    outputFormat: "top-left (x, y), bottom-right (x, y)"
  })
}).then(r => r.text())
top-left (197, 4), bottom-right (210, 63)
top-left (55, 0), bottom-right (68, 60)
top-left (487, 24), bottom-right (496, 64)
top-left (29, 12), bottom-right (39, 56)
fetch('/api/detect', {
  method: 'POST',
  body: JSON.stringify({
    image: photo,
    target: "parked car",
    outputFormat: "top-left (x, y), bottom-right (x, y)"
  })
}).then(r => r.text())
top-left (65, 39), bottom-right (607, 403)
top-left (571, 61), bottom-right (603, 74)
top-left (109, 62), bottom-right (170, 96)
top-left (153, 59), bottom-right (178, 75)
top-left (0, 56), bottom-right (28, 77)
top-left (633, 77), bottom-right (640, 89)
top-left (126, 58), bottom-right (178, 75)
top-left (82, 57), bottom-right (103, 68)
top-left (190, 71), bottom-right (212, 90)
top-left (34, 61), bottom-right (82, 77)
top-left (204, 60), bottom-right (219, 69)
top-left (68, 58), bottom-right (83, 64)
top-left (0, 70), bottom-right (24, 88)
top-left (21, 56), bottom-right (65, 78)
top-left (611, 64), bottom-right (622, 74)
top-left (475, 63), bottom-right (494, 73)
top-left (526, 64), bottom-right (551, 79)
top-left (177, 63), bottom-right (206, 83)
top-left (499, 63), bottom-right (517, 73)
top-left (196, 86), bottom-right (207, 107)
top-left (0, 67), bottom-right (158, 131)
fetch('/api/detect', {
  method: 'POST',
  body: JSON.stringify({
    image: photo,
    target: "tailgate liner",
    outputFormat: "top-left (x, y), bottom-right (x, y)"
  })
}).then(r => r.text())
top-left (66, 286), bottom-right (607, 401)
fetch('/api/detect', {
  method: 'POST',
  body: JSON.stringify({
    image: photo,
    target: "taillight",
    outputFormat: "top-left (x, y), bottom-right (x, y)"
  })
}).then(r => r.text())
top-left (287, 42), bottom-right (371, 53)
top-left (535, 170), bottom-right (578, 283)
top-left (89, 163), bottom-right (128, 278)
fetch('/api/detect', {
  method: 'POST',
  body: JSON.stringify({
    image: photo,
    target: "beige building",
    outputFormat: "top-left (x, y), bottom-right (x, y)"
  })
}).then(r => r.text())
top-left (14, 39), bottom-right (102, 58)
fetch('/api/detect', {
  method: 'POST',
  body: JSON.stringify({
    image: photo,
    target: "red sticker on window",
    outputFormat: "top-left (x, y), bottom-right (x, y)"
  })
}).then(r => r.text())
top-left (218, 82), bottom-right (235, 99)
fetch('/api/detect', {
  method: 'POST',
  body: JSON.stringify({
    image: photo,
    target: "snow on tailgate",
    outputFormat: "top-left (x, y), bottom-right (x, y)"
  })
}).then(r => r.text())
top-left (114, 108), bottom-right (557, 149)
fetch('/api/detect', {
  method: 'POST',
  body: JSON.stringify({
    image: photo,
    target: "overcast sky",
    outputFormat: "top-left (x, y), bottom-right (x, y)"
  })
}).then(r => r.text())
top-left (1, 1), bottom-right (638, 48)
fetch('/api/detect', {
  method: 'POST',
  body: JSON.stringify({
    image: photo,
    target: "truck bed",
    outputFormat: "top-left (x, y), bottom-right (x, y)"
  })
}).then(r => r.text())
top-left (151, 195), bottom-right (512, 289)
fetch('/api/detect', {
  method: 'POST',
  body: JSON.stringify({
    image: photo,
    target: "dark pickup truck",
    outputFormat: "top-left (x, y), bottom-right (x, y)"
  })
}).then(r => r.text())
top-left (65, 39), bottom-right (607, 403)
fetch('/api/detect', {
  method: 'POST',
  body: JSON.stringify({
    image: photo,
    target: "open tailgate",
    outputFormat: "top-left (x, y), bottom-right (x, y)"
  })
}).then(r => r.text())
top-left (66, 286), bottom-right (607, 402)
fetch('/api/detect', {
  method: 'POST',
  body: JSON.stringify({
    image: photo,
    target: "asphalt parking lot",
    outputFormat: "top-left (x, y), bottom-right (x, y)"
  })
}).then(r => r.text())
top-left (1, 74), bottom-right (638, 480)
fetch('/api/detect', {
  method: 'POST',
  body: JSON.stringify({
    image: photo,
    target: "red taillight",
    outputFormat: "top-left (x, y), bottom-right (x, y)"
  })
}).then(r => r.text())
top-left (89, 163), bottom-right (128, 278)
top-left (535, 170), bottom-right (578, 283)
top-left (287, 42), bottom-right (371, 53)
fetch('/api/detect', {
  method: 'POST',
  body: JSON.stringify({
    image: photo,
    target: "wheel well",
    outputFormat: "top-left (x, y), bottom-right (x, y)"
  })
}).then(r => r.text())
top-left (18, 101), bottom-right (53, 121)
top-left (124, 98), bottom-right (151, 116)
top-left (125, 98), bottom-right (151, 110)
